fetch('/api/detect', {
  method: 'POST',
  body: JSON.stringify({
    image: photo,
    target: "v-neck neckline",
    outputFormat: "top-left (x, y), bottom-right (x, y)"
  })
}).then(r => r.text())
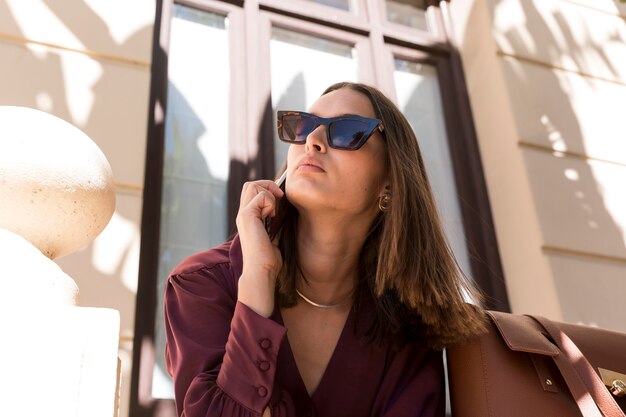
top-left (276, 303), bottom-right (355, 401)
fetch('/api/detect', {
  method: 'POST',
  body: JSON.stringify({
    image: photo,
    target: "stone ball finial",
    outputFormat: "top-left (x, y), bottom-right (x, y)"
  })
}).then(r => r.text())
top-left (0, 106), bottom-right (116, 259)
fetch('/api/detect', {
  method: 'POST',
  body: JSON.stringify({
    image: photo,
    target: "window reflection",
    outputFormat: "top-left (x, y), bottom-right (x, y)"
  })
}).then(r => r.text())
top-left (393, 58), bottom-right (472, 280)
top-left (152, 6), bottom-right (230, 400)
top-left (385, 0), bottom-right (429, 31)
top-left (300, 0), bottom-right (351, 12)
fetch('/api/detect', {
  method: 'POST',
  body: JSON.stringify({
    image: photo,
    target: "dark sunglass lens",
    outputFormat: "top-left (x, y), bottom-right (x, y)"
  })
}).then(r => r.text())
top-left (329, 120), bottom-right (370, 149)
top-left (281, 114), bottom-right (315, 143)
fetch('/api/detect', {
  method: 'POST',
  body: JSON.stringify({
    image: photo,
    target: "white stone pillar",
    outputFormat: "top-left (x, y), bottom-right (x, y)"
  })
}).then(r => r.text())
top-left (0, 106), bottom-right (120, 417)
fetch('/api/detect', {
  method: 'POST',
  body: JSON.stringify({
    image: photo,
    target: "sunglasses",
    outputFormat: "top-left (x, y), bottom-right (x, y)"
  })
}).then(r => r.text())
top-left (277, 111), bottom-right (385, 151)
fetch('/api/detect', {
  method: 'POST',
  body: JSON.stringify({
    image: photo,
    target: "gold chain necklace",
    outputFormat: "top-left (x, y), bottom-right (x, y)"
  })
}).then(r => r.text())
top-left (295, 288), bottom-right (354, 308)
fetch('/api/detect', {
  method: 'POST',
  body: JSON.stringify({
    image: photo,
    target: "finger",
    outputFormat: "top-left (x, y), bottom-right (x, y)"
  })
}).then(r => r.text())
top-left (241, 184), bottom-right (283, 214)
top-left (242, 180), bottom-right (284, 200)
top-left (240, 182), bottom-right (268, 206)
top-left (236, 193), bottom-right (275, 234)
top-left (247, 189), bottom-right (277, 219)
top-left (257, 180), bottom-right (284, 199)
top-left (267, 180), bottom-right (285, 198)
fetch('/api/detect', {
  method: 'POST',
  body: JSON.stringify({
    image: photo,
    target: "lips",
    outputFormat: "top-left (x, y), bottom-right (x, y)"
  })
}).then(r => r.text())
top-left (297, 157), bottom-right (325, 172)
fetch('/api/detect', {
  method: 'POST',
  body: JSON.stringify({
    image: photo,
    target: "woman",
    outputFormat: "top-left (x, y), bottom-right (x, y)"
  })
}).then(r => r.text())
top-left (164, 82), bottom-right (487, 417)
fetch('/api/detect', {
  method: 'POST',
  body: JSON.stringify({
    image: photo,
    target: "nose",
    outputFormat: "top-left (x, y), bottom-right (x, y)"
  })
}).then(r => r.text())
top-left (305, 124), bottom-right (328, 153)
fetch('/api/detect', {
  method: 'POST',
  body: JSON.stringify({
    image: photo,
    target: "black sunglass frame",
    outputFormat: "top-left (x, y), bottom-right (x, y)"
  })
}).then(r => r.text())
top-left (277, 111), bottom-right (385, 151)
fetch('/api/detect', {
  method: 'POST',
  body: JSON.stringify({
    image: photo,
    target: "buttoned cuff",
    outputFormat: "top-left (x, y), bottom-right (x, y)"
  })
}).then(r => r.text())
top-left (217, 301), bottom-right (287, 412)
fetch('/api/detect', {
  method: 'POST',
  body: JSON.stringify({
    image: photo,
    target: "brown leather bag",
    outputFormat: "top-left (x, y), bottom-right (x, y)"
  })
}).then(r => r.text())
top-left (446, 311), bottom-right (626, 416)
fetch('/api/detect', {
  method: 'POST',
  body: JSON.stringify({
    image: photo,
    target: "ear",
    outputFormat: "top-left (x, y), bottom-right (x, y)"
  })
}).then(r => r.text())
top-left (378, 181), bottom-right (390, 199)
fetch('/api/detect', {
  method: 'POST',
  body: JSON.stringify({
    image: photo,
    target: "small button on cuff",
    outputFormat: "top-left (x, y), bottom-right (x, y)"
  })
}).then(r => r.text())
top-left (259, 338), bottom-right (272, 350)
top-left (257, 386), bottom-right (268, 397)
top-left (258, 360), bottom-right (271, 371)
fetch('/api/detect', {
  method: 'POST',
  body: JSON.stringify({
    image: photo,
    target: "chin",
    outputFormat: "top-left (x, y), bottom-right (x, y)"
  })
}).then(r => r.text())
top-left (287, 189), bottom-right (321, 211)
top-left (287, 186), bottom-right (332, 213)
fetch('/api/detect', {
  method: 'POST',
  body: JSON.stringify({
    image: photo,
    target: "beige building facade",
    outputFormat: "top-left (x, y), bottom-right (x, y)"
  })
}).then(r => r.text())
top-left (450, 0), bottom-right (626, 328)
top-left (1, 0), bottom-right (625, 416)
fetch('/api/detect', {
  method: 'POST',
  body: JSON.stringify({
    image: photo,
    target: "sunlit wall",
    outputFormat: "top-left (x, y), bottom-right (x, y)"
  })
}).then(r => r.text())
top-left (0, 1), bottom-right (156, 416)
top-left (450, 0), bottom-right (626, 332)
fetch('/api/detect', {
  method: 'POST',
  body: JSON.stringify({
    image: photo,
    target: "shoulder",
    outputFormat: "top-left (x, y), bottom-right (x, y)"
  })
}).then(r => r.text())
top-left (167, 235), bottom-right (244, 299)
top-left (171, 241), bottom-right (231, 276)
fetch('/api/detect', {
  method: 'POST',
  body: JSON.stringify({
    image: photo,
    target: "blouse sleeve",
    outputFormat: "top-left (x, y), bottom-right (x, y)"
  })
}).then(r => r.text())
top-left (164, 264), bottom-right (296, 417)
top-left (376, 346), bottom-right (445, 417)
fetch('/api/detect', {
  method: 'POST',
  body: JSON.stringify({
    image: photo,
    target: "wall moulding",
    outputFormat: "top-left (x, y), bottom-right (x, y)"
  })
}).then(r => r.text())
top-left (497, 50), bottom-right (626, 87)
top-left (0, 32), bottom-right (151, 68)
top-left (542, 244), bottom-right (626, 265)
top-left (518, 141), bottom-right (626, 168)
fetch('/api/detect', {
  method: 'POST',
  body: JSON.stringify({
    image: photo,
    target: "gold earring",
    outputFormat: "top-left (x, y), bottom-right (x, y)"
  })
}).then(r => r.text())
top-left (378, 194), bottom-right (391, 212)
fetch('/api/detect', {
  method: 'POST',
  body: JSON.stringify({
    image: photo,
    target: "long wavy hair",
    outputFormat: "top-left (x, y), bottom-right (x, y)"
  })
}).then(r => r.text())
top-left (275, 81), bottom-right (487, 350)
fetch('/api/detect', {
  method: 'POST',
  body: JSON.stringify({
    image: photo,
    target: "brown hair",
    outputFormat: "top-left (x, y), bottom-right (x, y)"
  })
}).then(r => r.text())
top-left (275, 81), bottom-right (487, 350)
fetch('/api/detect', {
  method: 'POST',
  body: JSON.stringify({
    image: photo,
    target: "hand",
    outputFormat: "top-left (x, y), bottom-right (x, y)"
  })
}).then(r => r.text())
top-left (236, 180), bottom-right (285, 317)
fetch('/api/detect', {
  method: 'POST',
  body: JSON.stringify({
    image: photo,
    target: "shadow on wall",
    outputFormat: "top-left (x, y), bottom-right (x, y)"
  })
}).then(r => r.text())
top-left (0, 2), bottom-right (154, 416)
top-left (487, 0), bottom-right (626, 330)
top-left (1, 0), bottom-right (151, 322)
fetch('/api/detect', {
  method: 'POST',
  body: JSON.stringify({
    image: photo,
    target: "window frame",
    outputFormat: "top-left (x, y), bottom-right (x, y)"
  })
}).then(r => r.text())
top-left (388, 42), bottom-right (510, 311)
top-left (130, 1), bottom-right (247, 416)
top-left (259, 0), bottom-right (370, 30)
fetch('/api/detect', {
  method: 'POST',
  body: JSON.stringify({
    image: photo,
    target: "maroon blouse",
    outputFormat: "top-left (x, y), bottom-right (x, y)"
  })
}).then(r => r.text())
top-left (164, 236), bottom-right (445, 417)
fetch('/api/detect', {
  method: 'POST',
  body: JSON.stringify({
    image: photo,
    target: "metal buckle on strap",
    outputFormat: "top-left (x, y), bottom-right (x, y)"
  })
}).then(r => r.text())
top-left (599, 368), bottom-right (626, 398)
top-left (610, 380), bottom-right (626, 398)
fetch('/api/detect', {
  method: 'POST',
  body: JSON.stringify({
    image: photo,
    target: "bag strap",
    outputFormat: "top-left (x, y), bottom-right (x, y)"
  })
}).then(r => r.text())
top-left (529, 315), bottom-right (626, 417)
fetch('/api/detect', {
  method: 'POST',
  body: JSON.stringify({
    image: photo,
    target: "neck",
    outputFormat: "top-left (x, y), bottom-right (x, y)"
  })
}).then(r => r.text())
top-left (294, 210), bottom-right (372, 305)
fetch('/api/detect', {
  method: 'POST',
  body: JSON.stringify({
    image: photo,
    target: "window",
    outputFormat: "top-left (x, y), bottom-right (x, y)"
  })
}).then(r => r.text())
top-left (385, 0), bottom-right (429, 31)
top-left (270, 27), bottom-right (357, 171)
top-left (393, 57), bottom-right (472, 279)
top-left (132, 0), bottom-right (508, 414)
top-left (300, 0), bottom-right (351, 12)
top-left (152, 5), bottom-right (231, 400)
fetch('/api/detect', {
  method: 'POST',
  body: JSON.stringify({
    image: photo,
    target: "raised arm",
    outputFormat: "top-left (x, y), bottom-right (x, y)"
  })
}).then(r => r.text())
top-left (165, 265), bottom-right (296, 416)
top-left (165, 177), bottom-right (294, 416)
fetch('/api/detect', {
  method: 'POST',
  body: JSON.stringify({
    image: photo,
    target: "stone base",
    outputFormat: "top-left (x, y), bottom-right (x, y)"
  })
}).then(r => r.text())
top-left (0, 306), bottom-right (121, 417)
top-left (0, 228), bottom-right (79, 306)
